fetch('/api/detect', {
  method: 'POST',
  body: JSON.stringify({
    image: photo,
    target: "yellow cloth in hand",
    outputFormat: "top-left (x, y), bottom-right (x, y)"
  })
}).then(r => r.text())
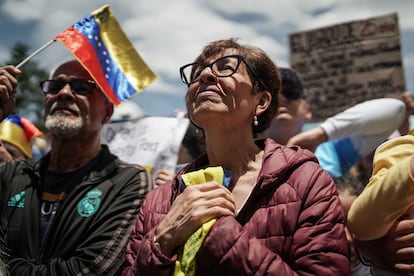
top-left (173, 166), bottom-right (225, 276)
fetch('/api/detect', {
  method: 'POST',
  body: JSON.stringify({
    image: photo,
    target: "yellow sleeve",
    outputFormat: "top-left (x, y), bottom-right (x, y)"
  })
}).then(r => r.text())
top-left (348, 135), bottom-right (414, 240)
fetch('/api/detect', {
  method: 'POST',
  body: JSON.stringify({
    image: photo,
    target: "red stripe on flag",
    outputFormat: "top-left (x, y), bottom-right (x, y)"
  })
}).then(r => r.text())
top-left (56, 27), bottom-right (120, 105)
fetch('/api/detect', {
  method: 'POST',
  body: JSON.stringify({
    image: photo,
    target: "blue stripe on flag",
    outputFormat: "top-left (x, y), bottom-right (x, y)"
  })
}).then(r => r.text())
top-left (73, 15), bottom-right (136, 102)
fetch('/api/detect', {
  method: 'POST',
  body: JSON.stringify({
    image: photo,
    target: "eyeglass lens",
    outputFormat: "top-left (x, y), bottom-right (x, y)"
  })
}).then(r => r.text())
top-left (182, 55), bottom-right (241, 85)
top-left (40, 79), bottom-right (96, 95)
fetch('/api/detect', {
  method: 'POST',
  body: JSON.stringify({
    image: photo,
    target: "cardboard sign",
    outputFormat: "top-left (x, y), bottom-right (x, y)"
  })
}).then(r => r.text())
top-left (102, 117), bottom-right (190, 177)
top-left (289, 13), bottom-right (406, 121)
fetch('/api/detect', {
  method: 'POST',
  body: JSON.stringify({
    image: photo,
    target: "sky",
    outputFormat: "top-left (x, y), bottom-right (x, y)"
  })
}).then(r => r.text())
top-left (1, 0), bottom-right (413, 117)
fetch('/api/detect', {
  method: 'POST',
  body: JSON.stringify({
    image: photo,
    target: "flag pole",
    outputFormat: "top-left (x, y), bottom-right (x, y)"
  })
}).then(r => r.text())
top-left (15, 39), bottom-right (57, 69)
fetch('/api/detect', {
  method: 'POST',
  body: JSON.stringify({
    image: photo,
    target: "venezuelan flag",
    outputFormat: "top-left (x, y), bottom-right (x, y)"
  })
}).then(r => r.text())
top-left (55, 4), bottom-right (157, 105)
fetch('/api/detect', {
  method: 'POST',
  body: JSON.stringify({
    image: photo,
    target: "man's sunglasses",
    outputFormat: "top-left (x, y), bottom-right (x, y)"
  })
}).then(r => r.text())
top-left (39, 79), bottom-right (98, 96)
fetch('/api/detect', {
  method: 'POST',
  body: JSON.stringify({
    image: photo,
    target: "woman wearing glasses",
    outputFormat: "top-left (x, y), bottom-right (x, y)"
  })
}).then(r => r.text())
top-left (122, 39), bottom-right (349, 275)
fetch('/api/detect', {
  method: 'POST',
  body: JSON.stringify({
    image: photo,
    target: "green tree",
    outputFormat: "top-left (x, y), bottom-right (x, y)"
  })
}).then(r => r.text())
top-left (3, 42), bottom-right (48, 130)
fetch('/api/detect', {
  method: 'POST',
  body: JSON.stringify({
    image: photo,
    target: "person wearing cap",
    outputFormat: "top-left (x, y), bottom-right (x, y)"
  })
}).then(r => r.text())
top-left (0, 61), bottom-right (153, 275)
top-left (0, 114), bottom-right (44, 162)
top-left (263, 67), bottom-right (406, 178)
top-left (262, 67), bottom-right (405, 274)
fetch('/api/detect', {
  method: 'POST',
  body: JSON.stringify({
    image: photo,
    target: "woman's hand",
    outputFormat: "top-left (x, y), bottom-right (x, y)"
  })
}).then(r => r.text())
top-left (0, 66), bottom-right (20, 120)
top-left (155, 181), bottom-right (236, 257)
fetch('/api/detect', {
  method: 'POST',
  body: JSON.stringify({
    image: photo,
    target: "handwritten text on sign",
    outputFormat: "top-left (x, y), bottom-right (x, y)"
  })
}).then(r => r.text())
top-left (290, 13), bottom-right (405, 121)
top-left (102, 117), bottom-right (189, 177)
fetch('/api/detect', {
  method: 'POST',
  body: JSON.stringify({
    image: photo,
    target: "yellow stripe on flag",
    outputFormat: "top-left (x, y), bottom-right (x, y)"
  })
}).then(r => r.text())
top-left (92, 5), bottom-right (157, 92)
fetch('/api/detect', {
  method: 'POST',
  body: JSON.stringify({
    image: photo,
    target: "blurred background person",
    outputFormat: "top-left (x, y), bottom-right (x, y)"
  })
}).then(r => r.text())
top-left (0, 114), bottom-right (45, 162)
top-left (263, 67), bottom-right (405, 178)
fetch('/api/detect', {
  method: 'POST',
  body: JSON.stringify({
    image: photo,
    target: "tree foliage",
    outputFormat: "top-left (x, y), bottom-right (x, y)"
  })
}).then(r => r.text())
top-left (3, 42), bottom-right (49, 130)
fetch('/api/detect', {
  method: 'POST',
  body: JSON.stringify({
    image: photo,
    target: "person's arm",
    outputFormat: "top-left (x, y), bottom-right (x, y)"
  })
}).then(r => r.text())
top-left (290, 98), bottom-right (406, 177)
top-left (348, 135), bottom-right (414, 241)
top-left (155, 169), bottom-right (176, 187)
top-left (286, 126), bottom-right (327, 152)
top-left (287, 98), bottom-right (405, 156)
top-left (8, 166), bottom-right (152, 275)
top-left (320, 98), bottom-right (405, 157)
top-left (0, 66), bottom-right (20, 120)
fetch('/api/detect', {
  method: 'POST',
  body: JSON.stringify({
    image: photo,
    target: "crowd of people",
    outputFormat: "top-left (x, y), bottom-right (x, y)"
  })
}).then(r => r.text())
top-left (0, 36), bottom-right (412, 275)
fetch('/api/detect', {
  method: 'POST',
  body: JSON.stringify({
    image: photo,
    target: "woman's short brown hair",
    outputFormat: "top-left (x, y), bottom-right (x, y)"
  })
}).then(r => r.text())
top-left (192, 38), bottom-right (281, 134)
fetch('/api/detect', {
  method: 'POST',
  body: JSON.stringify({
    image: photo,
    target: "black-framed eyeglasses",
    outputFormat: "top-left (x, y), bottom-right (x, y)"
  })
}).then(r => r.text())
top-left (39, 79), bottom-right (98, 96)
top-left (179, 54), bottom-right (268, 90)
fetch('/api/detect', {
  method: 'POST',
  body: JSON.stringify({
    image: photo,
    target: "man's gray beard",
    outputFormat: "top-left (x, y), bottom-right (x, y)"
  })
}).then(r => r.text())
top-left (45, 112), bottom-right (83, 138)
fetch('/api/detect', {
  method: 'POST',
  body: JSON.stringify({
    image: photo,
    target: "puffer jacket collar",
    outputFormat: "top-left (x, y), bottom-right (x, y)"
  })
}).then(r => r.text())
top-left (172, 138), bottom-right (318, 199)
top-left (258, 139), bottom-right (318, 190)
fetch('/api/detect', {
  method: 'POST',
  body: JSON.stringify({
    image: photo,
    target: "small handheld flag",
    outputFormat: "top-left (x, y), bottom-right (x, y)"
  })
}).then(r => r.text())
top-left (55, 4), bottom-right (157, 105)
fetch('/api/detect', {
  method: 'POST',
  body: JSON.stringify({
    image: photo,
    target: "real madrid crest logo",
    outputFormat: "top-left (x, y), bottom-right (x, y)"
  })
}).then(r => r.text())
top-left (77, 189), bottom-right (102, 217)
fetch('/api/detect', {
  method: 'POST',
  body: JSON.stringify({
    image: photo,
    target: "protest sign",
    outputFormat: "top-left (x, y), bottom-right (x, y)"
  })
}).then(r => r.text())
top-left (289, 13), bottom-right (405, 121)
top-left (102, 116), bottom-right (190, 177)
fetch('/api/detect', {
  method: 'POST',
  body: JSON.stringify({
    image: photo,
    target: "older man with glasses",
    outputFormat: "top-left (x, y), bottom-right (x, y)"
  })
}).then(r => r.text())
top-left (0, 60), bottom-right (153, 275)
top-left (262, 67), bottom-right (406, 178)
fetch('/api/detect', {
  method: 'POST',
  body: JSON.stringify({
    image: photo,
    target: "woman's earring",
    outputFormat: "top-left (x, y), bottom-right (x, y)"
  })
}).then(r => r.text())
top-left (253, 115), bottom-right (258, 126)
